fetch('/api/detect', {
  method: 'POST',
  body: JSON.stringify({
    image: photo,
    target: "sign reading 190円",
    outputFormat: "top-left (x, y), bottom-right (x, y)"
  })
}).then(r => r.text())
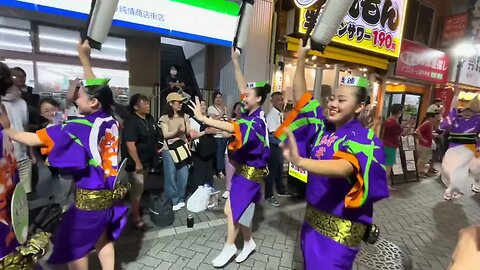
top-left (298, 0), bottom-right (407, 58)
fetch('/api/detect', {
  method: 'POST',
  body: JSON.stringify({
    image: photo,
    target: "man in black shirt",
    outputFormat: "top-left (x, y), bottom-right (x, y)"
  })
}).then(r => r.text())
top-left (122, 94), bottom-right (160, 228)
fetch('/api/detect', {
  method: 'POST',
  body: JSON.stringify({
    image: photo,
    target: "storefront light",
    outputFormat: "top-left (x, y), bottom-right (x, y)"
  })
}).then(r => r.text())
top-left (453, 42), bottom-right (476, 58)
top-left (0, 28), bottom-right (30, 37)
top-left (312, 55), bottom-right (317, 60)
top-left (39, 34), bottom-right (125, 51)
top-left (0, 42), bottom-right (31, 50)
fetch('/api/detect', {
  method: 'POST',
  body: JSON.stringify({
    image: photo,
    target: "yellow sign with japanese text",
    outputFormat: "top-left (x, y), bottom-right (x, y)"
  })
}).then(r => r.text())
top-left (298, 0), bottom-right (408, 58)
top-left (288, 163), bottom-right (308, 183)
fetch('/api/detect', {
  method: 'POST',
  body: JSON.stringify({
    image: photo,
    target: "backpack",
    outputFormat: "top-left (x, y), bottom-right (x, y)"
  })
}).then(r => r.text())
top-left (148, 192), bottom-right (174, 228)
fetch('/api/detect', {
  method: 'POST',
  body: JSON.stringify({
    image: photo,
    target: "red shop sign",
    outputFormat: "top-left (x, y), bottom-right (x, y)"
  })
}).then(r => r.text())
top-left (395, 40), bottom-right (449, 84)
top-left (441, 12), bottom-right (469, 45)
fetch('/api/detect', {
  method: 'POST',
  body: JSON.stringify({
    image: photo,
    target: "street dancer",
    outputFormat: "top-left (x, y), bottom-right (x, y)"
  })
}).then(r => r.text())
top-left (189, 49), bottom-right (270, 268)
top-left (0, 40), bottom-right (128, 270)
top-left (275, 40), bottom-right (389, 269)
top-left (441, 88), bottom-right (480, 200)
top-left (1, 62), bottom-right (50, 270)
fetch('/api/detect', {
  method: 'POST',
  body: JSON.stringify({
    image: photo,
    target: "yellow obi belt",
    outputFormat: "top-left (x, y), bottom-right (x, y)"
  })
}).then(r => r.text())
top-left (75, 185), bottom-right (129, 211)
top-left (236, 164), bottom-right (268, 184)
top-left (304, 204), bottom-right (367, 248)
top-left (0, 232), bottom-right (51, 270)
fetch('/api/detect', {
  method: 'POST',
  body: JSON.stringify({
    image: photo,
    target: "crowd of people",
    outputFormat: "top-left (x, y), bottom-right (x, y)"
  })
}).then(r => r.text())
top-left (1, 34), bottom-right (480, 270)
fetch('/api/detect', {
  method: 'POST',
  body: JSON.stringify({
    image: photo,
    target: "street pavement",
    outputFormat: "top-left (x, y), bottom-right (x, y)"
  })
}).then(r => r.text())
top-left (33, 164), bottom-right (480, 270)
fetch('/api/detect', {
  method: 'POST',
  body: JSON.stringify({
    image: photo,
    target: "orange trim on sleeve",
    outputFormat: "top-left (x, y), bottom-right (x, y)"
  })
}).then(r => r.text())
top-left (36, 128), bottom-right (55, 155)
top-left (333, 151), bottom-right (365, 209)
top-left (227, 121), bottom-right (243, 152)
top-left (273, 92), bottom-right (313, 139)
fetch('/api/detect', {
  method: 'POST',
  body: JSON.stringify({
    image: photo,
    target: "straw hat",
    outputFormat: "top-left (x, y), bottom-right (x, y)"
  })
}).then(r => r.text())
top-left (166, 92), bottom-right (185, 103)
top-left (465, 95), bottom-right (480, 113)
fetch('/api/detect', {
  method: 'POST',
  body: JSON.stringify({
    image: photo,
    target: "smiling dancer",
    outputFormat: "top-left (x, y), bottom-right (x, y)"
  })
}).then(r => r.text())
top-left (189, 49), bottom-right (270, 268)
top-left (0, 40), bottom-right (128, 270)
top-left (275, 40), bottom-right (389, 269)
top-left (441, 88), bottom-right (480, 200)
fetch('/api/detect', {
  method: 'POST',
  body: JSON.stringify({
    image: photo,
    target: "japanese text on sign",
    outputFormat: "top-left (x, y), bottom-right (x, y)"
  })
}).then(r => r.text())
top-left (299, 0), bottom-right (407, 57)
top-left (396, 40), bottom-right (449, 84)
top-left (116, 5), bottom-right (165, 21)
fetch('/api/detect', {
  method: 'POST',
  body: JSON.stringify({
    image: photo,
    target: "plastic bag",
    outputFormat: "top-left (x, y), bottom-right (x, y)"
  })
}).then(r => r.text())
top-left (187, 186), bottom-right (210, 213)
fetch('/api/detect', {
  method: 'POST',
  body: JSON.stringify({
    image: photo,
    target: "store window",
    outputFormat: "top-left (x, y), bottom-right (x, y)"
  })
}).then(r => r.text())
top-left (403, 0), bottom-right (435, 46)
top-left (38, 25), bottom-right (126, 61)
top-left (36, 61), bottom-right (129, 102)
top-left (0, 17), bottom-right (32, 52)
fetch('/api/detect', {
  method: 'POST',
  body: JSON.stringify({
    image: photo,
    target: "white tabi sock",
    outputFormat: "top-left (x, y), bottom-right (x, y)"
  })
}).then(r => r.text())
top-left (212, 243), bottom-right (237, 268)
top-left (235, 239), bottom-right (256, 263)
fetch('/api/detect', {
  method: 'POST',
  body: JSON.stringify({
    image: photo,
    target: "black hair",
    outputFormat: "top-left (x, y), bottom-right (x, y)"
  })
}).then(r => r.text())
top-left (166, 102), bottom-right (184, 119)
top-left (212, 91), bottom-right (222, 101)
top-left (0, 62), bottom-right (13, 96)
top-left (129, 93), bottom-right (150, 113)
top-left (10, 67), bottom-right (26, 76)
top-left (38, 97), bottom-right (61, 110)
top-left (271, 92), bottom-right (282, 98)
top-left (391, 103), bottom-right (404, 116)
top-left (255, 84), bottom-right (271, 106)
top-left (354, 87), bottom-right (368, 105)
top-left (231, 101), bottom-right (243, 118)
top-left (86, 84), bottom-right (114, 115)
top-left (171, 65), bottom-right (179, 70)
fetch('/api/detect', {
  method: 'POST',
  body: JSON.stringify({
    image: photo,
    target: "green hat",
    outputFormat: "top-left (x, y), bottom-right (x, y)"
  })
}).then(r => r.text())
top-left (339, 76), bottom-right (369, 88)
top-left (246, 81), bottom-right (269, 88)
top-left (80, 78), bottom-right (111, 87)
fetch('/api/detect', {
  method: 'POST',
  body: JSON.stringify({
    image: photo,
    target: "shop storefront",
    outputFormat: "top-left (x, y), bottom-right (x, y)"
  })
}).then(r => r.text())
top-left (0, 0), bottom-right (243, 105)
top-left (275, 0), bottom-right (408, 192)
top-left (276, 0), bottom-right (407, 110)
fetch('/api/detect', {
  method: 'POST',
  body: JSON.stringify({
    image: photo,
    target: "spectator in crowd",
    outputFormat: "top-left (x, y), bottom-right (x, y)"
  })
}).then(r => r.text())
top-left (265, 92), bottom-right (289, 207)
top-left (38, 97), bottom-right (75, 210)
top-left (382, 104), bottom-right (413, 190)
top-left (1, 75), bottom-right (35, 194)
top-left (38, 97), bottom-right (62, 175)
top-left (189, 99), bottom-right (217, 190)
top-left (165, 65), bottom-right (185, 93)
top-left (123, 94), bottom-right (159, 228)
top-left (416, 107), bottom-right (441, 178)
top-left (11, 67), bottom-right (40, 131)
top-left (429, 98), bottom-right (444, 115)
top-left (208, 91), bottom-right (228, 179)
top-left (159, 92), bottom-right (190, 211)
top-left (223, 101), bottom-right (243, 199)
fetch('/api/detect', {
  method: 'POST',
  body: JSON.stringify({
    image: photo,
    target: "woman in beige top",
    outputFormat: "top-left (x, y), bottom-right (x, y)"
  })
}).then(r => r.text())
top-left (159, 92), bottom-right (191, 211)
top-left (208, 91), bottom-right (228, 179)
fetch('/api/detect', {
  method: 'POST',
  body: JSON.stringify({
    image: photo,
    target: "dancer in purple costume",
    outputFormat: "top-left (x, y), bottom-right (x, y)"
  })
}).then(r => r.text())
top-left (0, 41), bottom-right (128, 270)
top-left (189, 49), bottom-right (270, 268)
top-left (1, 63), bottom-right (50, 270)
top-left (275, 40), bottom-right (389, 270)
top-left (440, 87), bottom-right (480, 200)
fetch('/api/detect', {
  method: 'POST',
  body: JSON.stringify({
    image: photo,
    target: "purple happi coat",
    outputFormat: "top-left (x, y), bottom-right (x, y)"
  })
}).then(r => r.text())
top-left (228, 107), bottom-right (269, 224)
top-left (440, 109), bottom-right (480, 149)
top-left (0, 125), bottom-right (20, 260)
top-left (276, 93), bottom-right (389, 270)
top-left (36, 110), bottom-right (128, 264)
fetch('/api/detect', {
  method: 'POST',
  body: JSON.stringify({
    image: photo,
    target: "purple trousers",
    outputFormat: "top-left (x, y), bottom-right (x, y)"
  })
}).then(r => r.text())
top-left (301, 222), bottom-right (360, 270)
